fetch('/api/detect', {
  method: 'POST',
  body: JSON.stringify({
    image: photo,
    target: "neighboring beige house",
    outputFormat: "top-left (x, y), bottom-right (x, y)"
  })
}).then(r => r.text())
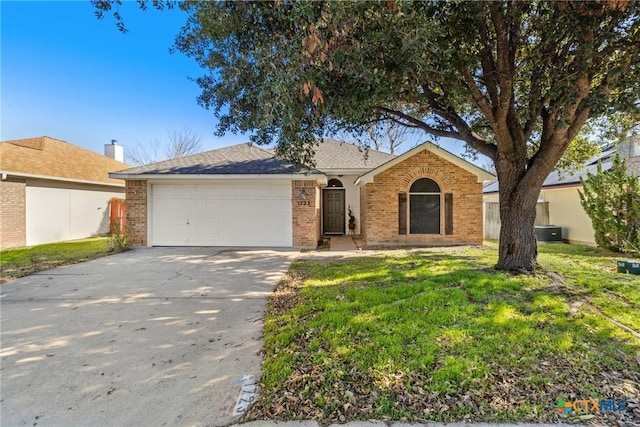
top-left (110, 139), bottom-right (494, 248)
top-left (484, 134), bottom-right (640, 246)
top-left (0, 137), bottom-right (128, 249)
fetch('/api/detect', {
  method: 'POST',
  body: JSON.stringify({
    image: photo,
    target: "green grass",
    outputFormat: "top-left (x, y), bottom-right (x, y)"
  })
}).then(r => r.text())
top-left (1, 237), bottom-right (116, 282)
top-left (247, 243), bottom-right (640, 424)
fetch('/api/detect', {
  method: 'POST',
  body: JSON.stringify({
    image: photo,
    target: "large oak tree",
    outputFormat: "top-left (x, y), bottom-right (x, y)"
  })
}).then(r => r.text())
top-left (95, 0), bottom-right (640, 271)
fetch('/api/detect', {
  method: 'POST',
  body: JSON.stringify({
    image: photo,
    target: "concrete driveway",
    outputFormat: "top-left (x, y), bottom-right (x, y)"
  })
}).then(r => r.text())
top-left (0, 247), bottom-right (298, 427)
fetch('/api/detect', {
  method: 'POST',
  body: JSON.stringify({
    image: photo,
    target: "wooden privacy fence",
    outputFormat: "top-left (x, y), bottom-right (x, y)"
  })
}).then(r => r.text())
top-left (109, 197), bottom-right (126, 235)
top-left (484, 202), bottom-right (549, 240)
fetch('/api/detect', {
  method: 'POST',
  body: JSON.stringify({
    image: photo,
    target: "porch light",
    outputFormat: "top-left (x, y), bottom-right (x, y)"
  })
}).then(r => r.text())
top-left (300, 188), bottom-right (308, 200)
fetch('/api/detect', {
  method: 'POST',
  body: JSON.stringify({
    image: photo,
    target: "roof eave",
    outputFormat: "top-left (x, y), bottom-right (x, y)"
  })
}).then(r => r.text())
top-left (1, 170), bottom-right (125, 188)
top-left (109, 172), bottom-right (328, 185)
top-left (319, 168), bottom-right (375, 175)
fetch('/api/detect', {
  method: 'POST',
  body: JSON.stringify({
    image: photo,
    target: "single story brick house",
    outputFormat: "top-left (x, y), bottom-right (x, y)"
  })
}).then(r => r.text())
top-left (0, 137), bottom-right (128, 249)
top-left (110, 139), bottom-right (493, 248)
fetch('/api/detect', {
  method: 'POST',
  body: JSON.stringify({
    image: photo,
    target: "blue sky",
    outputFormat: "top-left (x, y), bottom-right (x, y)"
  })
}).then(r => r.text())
top-left (1, 0), bottom-right (475, 163)
top-left (1, 0), bottom-right (250, 156)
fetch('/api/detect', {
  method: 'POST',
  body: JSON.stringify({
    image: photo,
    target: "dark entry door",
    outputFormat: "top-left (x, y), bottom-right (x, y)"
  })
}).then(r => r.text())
top-left (323, 189), bottom-right (345, 234)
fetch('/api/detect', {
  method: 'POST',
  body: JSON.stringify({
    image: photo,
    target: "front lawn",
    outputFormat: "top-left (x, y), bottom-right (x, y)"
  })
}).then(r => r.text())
top-left (1, 237), bottom-right (117, 282)
top-left (246, 242), bottom-right (640, 424)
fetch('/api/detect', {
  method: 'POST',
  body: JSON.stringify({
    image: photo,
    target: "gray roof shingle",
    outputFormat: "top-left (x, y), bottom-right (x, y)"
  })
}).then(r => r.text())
top-left (112, 143), bottom-right (304, 175)
top-left (113, 139), bottom-right (396, 176)
top-left (312, 138), bottom-right (395, 170)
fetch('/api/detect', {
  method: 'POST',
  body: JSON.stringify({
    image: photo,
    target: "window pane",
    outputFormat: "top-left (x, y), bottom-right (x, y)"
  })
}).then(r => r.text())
top-left (410, 178), bottom-right (440, 193)
top-left (410, 194), bottom-right (440, 234)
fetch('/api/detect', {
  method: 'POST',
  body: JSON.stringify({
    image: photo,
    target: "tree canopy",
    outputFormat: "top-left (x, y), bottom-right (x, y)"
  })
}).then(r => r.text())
top-left (172, 1), bottom-right (639, 162)
top-left (580, 153), bottom-right (640, 253)
top-left (94, 0), bottom-right (640, 270)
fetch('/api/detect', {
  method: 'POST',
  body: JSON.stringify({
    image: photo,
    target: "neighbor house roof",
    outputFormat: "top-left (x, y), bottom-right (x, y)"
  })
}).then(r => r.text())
top-left (483, 146), bottom-right (617, 194)
top-left (356, 141), bottom-right (495, 185)
top-left (110, 143), bottom-right (325, 180)
top-left (0, 136), bottom-right (128, 186)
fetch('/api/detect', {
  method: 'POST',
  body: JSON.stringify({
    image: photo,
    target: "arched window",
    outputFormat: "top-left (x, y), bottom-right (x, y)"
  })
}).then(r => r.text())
top-left (328, 178), bottom-right (343, 187)
top-left (409, 178), bottom-right (441, 234)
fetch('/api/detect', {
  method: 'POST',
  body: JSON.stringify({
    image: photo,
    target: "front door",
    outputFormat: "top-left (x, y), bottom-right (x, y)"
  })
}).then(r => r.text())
top-left (323, 189), bottom-right (345, 234)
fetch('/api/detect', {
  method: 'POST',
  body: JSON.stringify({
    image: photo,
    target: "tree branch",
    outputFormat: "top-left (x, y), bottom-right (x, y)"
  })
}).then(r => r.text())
top-left (375, 106), bottom-right (461, 138)
top-left (461, 69), bottom-right (495, 122)
top-left (412, 89), bottom-right (498, 159)
top-left (477, 18), bottom-right (500, 107)
top-left (489, 2), bottom-right (515, 121)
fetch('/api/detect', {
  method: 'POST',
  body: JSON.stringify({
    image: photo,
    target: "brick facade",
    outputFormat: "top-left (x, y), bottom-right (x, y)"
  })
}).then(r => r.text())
top-left (360, 149), bottom-right (483, 246)
top-left (292, 180), bottom-right (320, 248)
top-left (0, 178), bottom-right (26, 249)
top-left (125, 180), bottom-right (147, 246)
top-left (120, 150), bottom-right (482, 249)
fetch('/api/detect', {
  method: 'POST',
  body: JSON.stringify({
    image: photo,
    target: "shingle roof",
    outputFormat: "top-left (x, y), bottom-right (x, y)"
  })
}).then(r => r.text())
top-left (312, 138), bottom-right (396, 170)
top-left (111, 139), bottom-right (395, 177)
top-left (0, 136), bottom-right (129, 186)
top-left (112, 143), bottom-right (304, 175)
top-left (483, 146), bottom-right (616, 193)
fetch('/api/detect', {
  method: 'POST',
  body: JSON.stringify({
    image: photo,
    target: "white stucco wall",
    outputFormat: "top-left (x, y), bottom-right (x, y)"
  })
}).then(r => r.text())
top-left (542, 187), bottom-right (595, 245)
top-left (483, 186), bottom-right (596, 245)
top-left (26, 183), bottom-right (124, 246)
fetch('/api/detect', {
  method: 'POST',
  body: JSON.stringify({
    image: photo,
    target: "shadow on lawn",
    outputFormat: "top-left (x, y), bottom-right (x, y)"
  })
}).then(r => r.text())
top-left (248, 252), bottom-right (640, 424)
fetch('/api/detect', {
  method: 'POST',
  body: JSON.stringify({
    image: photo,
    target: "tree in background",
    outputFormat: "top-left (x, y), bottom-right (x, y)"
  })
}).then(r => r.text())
top-left (126, 127), bottom-right (202, 166)
top-left (333, 120), bottom-right (421, 155)
top-left (94, 1), bottom-right (640, 271)
top-left (365, 121), bottom-right (419, 155)
top-left (579, 154), bottom-right (640, 253)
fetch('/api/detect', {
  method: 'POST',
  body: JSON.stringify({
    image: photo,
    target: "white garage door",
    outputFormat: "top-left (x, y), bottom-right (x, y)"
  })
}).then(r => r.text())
top-left (151, 182), bottom-right (292, 247)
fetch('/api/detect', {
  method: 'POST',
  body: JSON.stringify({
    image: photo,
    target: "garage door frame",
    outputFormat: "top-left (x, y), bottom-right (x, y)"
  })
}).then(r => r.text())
top-left (147, 177), bottom-right (293, 247)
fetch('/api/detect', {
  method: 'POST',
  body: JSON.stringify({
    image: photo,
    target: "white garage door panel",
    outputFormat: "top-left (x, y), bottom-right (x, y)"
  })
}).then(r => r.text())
top-left (151, 183), bottom-right (292, 247)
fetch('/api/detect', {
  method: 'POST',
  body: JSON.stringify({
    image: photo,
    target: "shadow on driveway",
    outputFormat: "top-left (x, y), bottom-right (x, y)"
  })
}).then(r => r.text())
top-left (0, 247), bottom-right (298, 427)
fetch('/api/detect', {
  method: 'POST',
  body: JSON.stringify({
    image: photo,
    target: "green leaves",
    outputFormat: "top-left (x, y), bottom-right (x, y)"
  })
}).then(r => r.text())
top-left (93, 0), bottom-right (640, 270)
top-left (93, 1), bottom-right (639, 166)
top-left (580, 153), bottom-right (640, 253)
top-left (164, 1), bottom-right (640, 163)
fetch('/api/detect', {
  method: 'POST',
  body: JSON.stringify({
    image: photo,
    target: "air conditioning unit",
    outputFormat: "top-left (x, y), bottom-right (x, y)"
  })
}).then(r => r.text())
top-left (534, 225), bottom-right (562, 242)
top-left (617, 260), bottom-right (640, 275)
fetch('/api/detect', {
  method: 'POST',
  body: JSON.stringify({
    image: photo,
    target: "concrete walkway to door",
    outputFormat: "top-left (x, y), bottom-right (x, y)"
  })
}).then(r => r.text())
top-left (329, 235), bottom-right (358, 251)
top-left (0, 247), bottom-right (298, 427)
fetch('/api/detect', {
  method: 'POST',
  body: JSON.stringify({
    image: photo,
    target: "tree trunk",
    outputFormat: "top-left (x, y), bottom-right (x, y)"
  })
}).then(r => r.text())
top-left (495, 182), bottom-right (541, 271)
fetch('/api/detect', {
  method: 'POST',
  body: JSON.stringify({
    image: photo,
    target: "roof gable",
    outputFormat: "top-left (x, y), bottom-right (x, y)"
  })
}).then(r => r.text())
top-left (356, 141), bottom-right (495, 185)
top-left (0, 136), bottom-right (129, 186)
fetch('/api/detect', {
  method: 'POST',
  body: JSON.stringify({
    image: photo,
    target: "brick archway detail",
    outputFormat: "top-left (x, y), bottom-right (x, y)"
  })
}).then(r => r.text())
top-left (400, 167), bottom-right (453, 192)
